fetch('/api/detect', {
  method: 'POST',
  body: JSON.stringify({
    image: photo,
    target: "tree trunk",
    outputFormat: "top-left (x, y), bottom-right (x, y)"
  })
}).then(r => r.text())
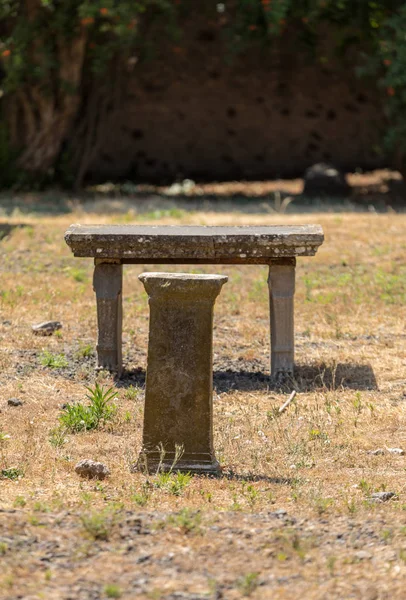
top-left (68, 58), bottom-right (125, 189)
top-left (5, 32), bottom-right (87, 175)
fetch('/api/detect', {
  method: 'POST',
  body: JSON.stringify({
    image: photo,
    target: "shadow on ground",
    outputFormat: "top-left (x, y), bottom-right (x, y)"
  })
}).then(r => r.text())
top-left (0, 222), bottom-right (29, 240)
top-left (219, 472), bottom-right (295, 484)
top-left (117, 362), bottom-right (377, 393)
top-left (216, 361), bottom-right (378, 392)
top-left (294, 362), bottom-right (377, 391)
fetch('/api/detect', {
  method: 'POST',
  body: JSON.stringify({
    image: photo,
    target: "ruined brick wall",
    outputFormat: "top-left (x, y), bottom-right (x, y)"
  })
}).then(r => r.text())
top-left (85, 17), bottom-right (385, 183)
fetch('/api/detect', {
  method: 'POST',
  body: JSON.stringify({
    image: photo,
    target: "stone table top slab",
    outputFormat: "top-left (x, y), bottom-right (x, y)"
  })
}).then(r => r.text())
top-left (65, 224), bottom-right (324, 263)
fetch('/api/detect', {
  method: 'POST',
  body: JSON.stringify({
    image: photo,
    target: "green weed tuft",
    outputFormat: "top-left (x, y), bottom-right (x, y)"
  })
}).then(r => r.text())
top-left (59, 383), bottom-right (117, 433)
top-left (132, 481), bottom-right (152, 507)
top-left (13, 495), bottom-right (26, 507)
top-left (236, 572), bottom-right (259, 597)
top-left (1, 466), bottom-right (23, 480)
top-left (359, 479), bottom-right (372, 495)
top-left (124, 385), bottom-right (142, 401)
top-left (155, 470), bottom-right (192, 496)
top-left (48, 427), bottom-right (67, 448)
top-left (165, 509), bottom-right (202, 534)
top-left (104, 584), bottom-right (122, 598)
top-left (70, 267), bottom-right (88, 283)
top-left (314, 496), bottom-right (334, 515)
top-left (75, 343), bottom-right (93, 359)
top-left (40, 351), bottom-right (68, 368)
top-left (80, 507), bottom-right (119, 541)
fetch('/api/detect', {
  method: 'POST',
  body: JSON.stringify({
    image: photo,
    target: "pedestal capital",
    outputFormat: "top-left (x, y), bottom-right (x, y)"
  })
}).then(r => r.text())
top-left (139, 272), bottom-right (228, 303)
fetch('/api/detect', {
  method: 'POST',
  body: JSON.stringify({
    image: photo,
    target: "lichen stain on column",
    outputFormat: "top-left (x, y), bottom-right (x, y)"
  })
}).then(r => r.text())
top-left (137, 272), bottom-right (227, 475)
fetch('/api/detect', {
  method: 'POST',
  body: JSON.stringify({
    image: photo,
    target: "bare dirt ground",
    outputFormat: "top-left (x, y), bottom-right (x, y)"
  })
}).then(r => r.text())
top-left (0, 179), bottom-right (405, 599)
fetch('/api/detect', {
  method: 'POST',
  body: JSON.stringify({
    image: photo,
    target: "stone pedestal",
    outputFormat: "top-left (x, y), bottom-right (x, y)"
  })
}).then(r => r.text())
top-left (138, 272), bottom-right (227, 474)
top-left (268, 258), bottom-right (296, 378)
top-left (93, 260), bottom-right (123, 375)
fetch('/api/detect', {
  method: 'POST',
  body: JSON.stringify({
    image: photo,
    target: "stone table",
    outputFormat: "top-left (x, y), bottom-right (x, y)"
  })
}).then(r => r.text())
top-left (65, 224), bottom-right (324, 377)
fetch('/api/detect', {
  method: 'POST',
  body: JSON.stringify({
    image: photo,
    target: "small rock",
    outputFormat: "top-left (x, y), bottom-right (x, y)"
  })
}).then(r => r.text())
top-left (354, 550), bottom-right (372, 561)
top-left (303, 163), bottom-right (351, 196)
top-left (369, 491), bottom-right (395, 503)
top-left (367, 448), bottom-right (385, 455)
top-left (32, 321), bottom-right (62, 336)
top-left (270, 509), bottom-right (287, 519)
top-left (7, 398), bottom-right (23, 407)
top-left (165, 182), bottom-right (183, 196)
top-left (387, 448), bottom-right (404, 455)
top-left (136, 554), bottom-right (151, 564)
top-left (74, 459), bottom-right (110, 480)
top-left (2, 320), bottom-right (11, 326)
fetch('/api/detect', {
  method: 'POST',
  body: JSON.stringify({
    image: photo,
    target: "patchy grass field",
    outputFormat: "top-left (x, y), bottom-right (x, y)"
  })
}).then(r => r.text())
top-left (0, 197), bottom-right (406, 599)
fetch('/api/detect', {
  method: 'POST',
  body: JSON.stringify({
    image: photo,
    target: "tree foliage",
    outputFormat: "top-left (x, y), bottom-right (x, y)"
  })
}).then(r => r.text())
top-left (0, 0), bottom-right (173, 91)
top-left (0, 0), bottom-right (406, 186)
top-left (359, 3), bottom-right (406, 169)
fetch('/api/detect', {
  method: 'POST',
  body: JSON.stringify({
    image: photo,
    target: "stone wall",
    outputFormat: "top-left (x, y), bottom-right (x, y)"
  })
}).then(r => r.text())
top-left (86, 15), bottom-right (385, 183)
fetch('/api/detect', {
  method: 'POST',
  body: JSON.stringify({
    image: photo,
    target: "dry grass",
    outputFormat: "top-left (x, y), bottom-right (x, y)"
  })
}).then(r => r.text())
top-left (0, 199), bottom-right (405, 599)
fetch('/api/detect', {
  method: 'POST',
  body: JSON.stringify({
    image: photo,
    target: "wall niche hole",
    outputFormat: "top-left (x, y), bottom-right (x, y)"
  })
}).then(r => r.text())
top-left (276, 82), bottom-right (288, 96)
top-left (311, 131), bottom-right (323, 142)
top-left (256, 96), bottom-right (265, 104)
top-left (280, 108), bottom-right (290, 116)
top-left (132, 129), bottom-right (144, 140)
top-left (227, 107), bottom-right (236, 118)
top-left (197, 29), bottom-right (216, 42)
top-left (357, 93), bottom-right (368, 104)
top-left (326, 109), bottom-right (336, 121)
top-left (307, 142), bottom-right (319, 152)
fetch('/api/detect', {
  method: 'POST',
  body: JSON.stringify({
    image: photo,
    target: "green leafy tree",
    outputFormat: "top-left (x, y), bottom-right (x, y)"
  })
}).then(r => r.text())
top-left (1, 1), bottom-right (406, 186)
top-left (361, 4), bottom-right (406, 176)
top-left (0, 0), bottom-right (174, 186)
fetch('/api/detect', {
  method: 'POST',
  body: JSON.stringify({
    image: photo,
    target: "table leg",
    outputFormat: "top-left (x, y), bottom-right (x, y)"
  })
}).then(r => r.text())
top-left (268, 258), bottom-right (296, 378)
top-left (93, 261), bottom-right (123, 375)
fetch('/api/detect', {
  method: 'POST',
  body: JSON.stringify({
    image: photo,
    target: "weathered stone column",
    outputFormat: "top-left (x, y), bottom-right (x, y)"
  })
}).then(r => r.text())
top-left (138, 272), bottom-right (227, 474)
top-left (93, 260), bottom-right (123, 375)
top-left (268, 258), bottom-right (296, 378)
